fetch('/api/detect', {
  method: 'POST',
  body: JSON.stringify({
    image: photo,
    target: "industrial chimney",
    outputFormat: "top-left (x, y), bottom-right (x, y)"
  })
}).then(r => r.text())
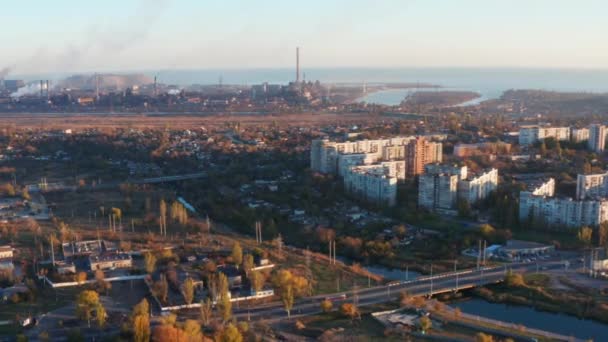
top-left (296, 47), bottom-right (300, 83)
top-left (154, 76), bottom-right (157, 97)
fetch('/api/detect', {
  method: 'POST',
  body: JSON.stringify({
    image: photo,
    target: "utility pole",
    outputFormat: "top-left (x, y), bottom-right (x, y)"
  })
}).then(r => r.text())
top-left (482, 240), bottom-right (487, 266)
top-left (477, 240), bottom-right (482, 270)
top-left (333, 240), bottom-right (337, 265)
top-left (430, 264), bottom-right (434, 296)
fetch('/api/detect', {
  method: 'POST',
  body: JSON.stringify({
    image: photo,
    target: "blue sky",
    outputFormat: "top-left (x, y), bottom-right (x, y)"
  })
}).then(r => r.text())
top-left (2, 0), bottom-right (607, 74)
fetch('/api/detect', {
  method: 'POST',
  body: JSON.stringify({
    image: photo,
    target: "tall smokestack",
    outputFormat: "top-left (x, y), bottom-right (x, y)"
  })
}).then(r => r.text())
top-left (46, 80), bottom-right (50, 100)
top-left (296, 47), bottom-right (300, 83)
top-left (95, 74), bottom-right (100, 101)
top-left (154, 76), bottom-right (157, 97)
top-left (40, 80), bottom-right (44, 98)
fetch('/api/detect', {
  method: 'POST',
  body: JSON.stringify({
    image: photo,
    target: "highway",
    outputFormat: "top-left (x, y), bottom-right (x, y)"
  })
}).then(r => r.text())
top-left (181, 259), bottom-right (572, 322)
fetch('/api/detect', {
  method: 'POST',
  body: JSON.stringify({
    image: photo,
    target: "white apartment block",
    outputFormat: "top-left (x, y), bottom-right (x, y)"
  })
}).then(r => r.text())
top-left (458, 169), bottom-right (499, 204)
top-left (518, 126), bottom-right (571, 146)
top-left (576, 172), bottom-right (608, 200)
top-left (337, 153), bottom-right (381, 177)
top-left (588, 124), bottom-right (606, 152)
top-left (520, 178), bottom-right (608, 228)
top-left (344, 164), bottom-right (399, 206)
top-left (571, 127), bottom-right (590, 143)
top-left (311, 136), bottom-right (416, 174)
top-left (418, 172), bottom-right (459, 212)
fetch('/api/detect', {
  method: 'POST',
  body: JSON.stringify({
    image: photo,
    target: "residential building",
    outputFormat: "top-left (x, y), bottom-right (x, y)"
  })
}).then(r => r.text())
top-left (519, 178), bottom-right (608, 228)
top-left (418, 164), bottom-right (468, 213)
top-left (571, 127), bottom-right (590, 143)
top-left (458, 169), bottom-right (499, 204)
top-left (0, 246), bottom-right (12, 260)
top-left (344, 165), bottom-right (398, 206)
top-left (588, 124), bottom-right (606, 152)
top-left (518, 126), bottom-right (570, 146)
top-left (88, 253), bottom-right (133, 271)
top-left (453, 142), bottom-right (511, 158)
top-left (406, 137), bottom-right (443, 176)
top-left (0, 246), bottom-right (13, 270)
top-left (576, 172), bottom-right (608, 200)
top-left (310, 136), bottom-right (440, 176)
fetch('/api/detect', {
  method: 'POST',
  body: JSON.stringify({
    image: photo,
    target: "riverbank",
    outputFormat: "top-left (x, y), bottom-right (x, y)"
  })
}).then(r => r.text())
top-left (471, 273), bottom-right (608, 325)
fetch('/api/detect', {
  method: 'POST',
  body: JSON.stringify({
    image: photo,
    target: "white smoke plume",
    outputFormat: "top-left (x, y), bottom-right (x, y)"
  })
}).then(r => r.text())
top-left (0, 67), bottom-right (10, 79)
top-left (10, 82), bottom-right (44, 99)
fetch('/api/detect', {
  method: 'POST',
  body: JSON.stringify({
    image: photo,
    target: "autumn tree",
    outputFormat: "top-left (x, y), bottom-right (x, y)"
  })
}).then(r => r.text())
top-left (320, 299), bottom-right (333, 313)
top-left (144, 252), bottom-right (156, 274)
top-left (599, 222), bottom-right (608, 247)
top-left (132, 299), bottom-right (151, 342)
top-left (272, 269), bottom-right (309, 318)
top-left (94, 269), bottom-right (111, 295)
top-left (475, 332), bottom-right (495, 342)
top-left (505, 272), bottom-right (525, 287)
top-left (249, 270), bottom-right (265, 294)
top-left (74, 271), bottom-right (87, 284)
top-left (231, 242), bottom-right (243, 268)
top-left (216, 273), bottom-right (232, 322)
top-left (75, 290), bottom-right (106, 328)
top-left (199, 298), bottom-right (213, 326)
top-left (418, 315), bottom-right (432, 333)
top-left (152, 274), bottom-right (169, 304)
top-left (242, 254), bottom-right (254, 275)
top-left (217, 291), bottom-right (232, 323)
top-left (182, 319), bottom-right (202, 340)
top-left (340, 303), bottom-right (360, 322)
top-left (578, 226), bottom-right (593, 246)
top-left (217, 323), bottom-right (243, 342)
top-left (181, 277), bottom-right (195, 305)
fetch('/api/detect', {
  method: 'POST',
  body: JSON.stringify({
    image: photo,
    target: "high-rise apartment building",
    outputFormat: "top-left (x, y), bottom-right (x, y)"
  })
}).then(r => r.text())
top-left (588, 124), bottom-right (606, 152)
top-left (520, 178), bottom-right (608, 228)
top-left (406, 137), bottom-right (443, 176)
top-left (576, 172), bottom-right (608, 200)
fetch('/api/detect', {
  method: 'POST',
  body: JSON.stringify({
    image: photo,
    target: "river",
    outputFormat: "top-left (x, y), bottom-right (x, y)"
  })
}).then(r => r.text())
top-left (357, 87), bottom-right (485, 107)
top-left (453, 298), bottom-right (608, 340)
top-left (336, 256), bottom-right (421, 280)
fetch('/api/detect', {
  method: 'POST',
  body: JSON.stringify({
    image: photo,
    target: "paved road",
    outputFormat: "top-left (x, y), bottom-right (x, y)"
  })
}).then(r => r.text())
top-left (176, 259), bottom-right (571, 323)
top-left (27, 172), bottom-right (207, 193)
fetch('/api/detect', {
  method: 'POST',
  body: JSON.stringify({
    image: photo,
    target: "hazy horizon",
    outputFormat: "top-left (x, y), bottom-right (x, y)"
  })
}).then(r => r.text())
top-left (2, 0), bottom-right (608, 75)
